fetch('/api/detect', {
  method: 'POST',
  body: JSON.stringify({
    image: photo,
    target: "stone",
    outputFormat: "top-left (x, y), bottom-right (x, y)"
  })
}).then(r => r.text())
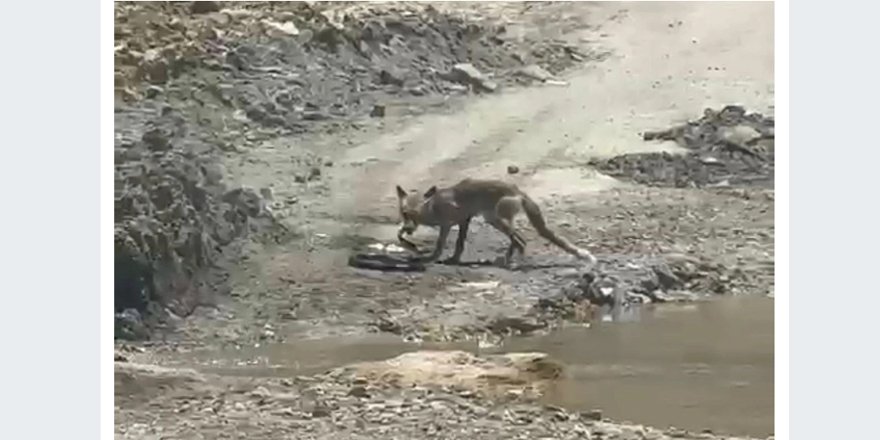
top-left (379, 68), bottom-right (406, 87)
top-left (259, 187), bottom-right (274, 201)
top-left (516, 65), bottom-right (555, 82)
top-left (719, 124), bottom-right (762, 146)
top-left (145, 85), bottom-right (163, 99)
top-left (370, 105), bottom-right (386, 118)
top-left (488, 316), bottom-right (545, 334)
top-left (507, 165), bottom-right (520, 174)
top-left (407, 86), bottom-right (427, 96)
top-left (138, 51), bottom-right (169, 85)
top-left (311, 405), bottom-right (332, 418)
top-left (141, 128), bottom-right (172, 151)
top-left (652, 264), bottom-right (682, 289)
top-left (302, 111), bottom-right (330, 121)
top-left (348, 385), bottom-right (370, 398)
top-left (189, 1), bottom-right (220, 14)
top-left (450, 63), bottom-right (497, 93)
top-left (115, 308), bottom-right (149, 340)
top-left (581, 409), bottom-right (603, 421)
top-left (262, 20), bottom-right (300, 37)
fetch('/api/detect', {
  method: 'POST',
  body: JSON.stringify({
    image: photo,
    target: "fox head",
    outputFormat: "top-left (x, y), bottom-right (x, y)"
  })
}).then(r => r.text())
top-left (395, 184), bottom-right (437, 234)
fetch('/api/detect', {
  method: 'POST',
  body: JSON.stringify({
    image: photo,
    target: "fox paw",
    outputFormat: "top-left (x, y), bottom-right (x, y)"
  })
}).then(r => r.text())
top-left (575, 249), bottom-right (598, 265)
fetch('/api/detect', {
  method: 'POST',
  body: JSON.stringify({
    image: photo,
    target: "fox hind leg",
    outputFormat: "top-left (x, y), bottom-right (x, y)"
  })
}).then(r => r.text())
top-left (486, 216), bottom-right (526, 267)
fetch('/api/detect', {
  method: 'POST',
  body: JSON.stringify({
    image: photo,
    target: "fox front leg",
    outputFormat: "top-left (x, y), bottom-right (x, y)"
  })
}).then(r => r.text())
top-left (418, 224), bottom-right (451, 263)
top-left (442, 218), bottom-right (471, 265)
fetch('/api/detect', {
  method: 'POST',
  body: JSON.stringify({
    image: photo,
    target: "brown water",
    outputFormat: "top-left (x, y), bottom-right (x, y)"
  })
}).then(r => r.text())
top-left (177, 296), bottom-right (773, 437)
top-left (508, 297), bottom-right (774, 437)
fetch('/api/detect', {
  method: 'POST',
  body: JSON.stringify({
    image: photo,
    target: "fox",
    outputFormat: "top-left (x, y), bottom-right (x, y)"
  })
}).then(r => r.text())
top-left (395, 178), bottom-right (597, 267)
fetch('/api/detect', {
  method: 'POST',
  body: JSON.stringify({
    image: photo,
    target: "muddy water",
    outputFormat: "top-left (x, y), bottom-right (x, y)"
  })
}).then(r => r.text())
top-left (179, 296), bottom-right (773, 437)
top-left (510, 296), bottom-right (774, 437)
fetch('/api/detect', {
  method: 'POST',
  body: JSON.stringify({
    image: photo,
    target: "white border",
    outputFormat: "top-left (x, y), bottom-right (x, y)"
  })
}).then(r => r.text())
top-left (773, 0), bottom-right (788, 439)
top-left (100, 0), bottom-right (113, 439)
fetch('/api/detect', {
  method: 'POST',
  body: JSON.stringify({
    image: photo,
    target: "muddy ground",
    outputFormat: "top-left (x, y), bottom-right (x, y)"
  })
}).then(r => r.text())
top-left (115, 2), bottom-right (774, 439)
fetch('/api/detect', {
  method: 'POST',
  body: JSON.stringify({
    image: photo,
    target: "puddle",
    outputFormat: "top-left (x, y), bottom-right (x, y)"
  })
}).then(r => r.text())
top-left (508, 296), bottom-right (774, 437)
top-left (175, 296), bottom-right (773, 437)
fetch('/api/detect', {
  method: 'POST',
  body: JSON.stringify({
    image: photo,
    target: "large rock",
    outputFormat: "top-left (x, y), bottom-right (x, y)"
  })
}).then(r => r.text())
top-left (449, 63), bottom-right (498, 93)
top-left (718, 124), bottom-right (763, 146)
top-left (515, 64), bottom-right (556, 82)
top-left (189, 1), bottom-right (221, 15)
top-left (261, 19), bottom-right (300, 37)
top-left (338, 350), bottom-right (562, 398)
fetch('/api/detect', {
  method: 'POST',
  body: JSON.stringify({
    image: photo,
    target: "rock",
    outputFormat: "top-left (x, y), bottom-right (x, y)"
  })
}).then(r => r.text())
top-left (718, 124), bottom-right (762, 146)
top-left (581, 409), bottom-right (603, 421)
top-left (262, 19), bottom-right (300, 37)
top-left (489, 316), bottom-right (545, 334)
top-left (138, 50), bottom-right (169, 85)
top-left (115, 308), bottom-right (149, 340)
top-left (249, 386), bottom-right (271, 399)
top-left (449, 63), bottom-right (497, 93)
top-left (652, 264), bottom-right (682, 289)
top-left (375, 316), bottom-right (402, 334)
top-left (311, 405), bottom-right (332, 418)
top-left (141, 128), bottom-right (172, 151)
top-left (259, 187), bottom-right (274, 201)
top-left (308, 167), bottom-right (321, 181)
top-left (665, 427), bottom-right (689, 438)
top-left (348, 385), bottom-right (370, 398)
top-left (507, 165), bottom-right (520, 174)
top-left (370, 105), bottom-right (386, 118)
top-left (348, 351), bottom-right (562, 397)
top-left (665, 290), bottom-right (698, 302)
top-left (189, 1), bottom-right (220, 14)
top-left (302, 111), bottom-right (330, 121)
top-left (379, 68), bottom-right (406, 87)
top-left (544, 79), bottom-right (569, 87)
top-left (145, 85), bottom-right (163, 99)
top-left (515, 65), bottom-right (555, 82)
top-left (407, 86), bottom-right (427, 96)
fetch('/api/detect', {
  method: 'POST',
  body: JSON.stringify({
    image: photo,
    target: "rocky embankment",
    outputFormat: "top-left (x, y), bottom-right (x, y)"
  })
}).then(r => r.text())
top-left (114, 1), bottom-right (603, 339)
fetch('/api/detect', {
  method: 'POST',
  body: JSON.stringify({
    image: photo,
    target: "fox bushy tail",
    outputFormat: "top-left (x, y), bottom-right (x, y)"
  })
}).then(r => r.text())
top-left (521, 194), bottom-right (596, 262)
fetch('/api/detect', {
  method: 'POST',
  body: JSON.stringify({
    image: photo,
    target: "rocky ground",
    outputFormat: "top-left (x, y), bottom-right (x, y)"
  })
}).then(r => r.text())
top-left (590, 105), bottom-right (774, 188)
top-left (114, 0), bottom-right (607, 339)
top-left (115, 2), bottom-right (774, 439)
top-left (116, 350), bottom-right (761, 440)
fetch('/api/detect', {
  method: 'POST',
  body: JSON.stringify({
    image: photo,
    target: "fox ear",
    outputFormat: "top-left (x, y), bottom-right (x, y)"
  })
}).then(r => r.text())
top-left (423, 186), bottom-right (437, 199)
top-left (396, 185), bottom-right (407, 199)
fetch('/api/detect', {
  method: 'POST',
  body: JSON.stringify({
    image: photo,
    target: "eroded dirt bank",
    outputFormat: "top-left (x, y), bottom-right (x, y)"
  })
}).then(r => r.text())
top-left (114, 2), bottom-right (774, 439)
